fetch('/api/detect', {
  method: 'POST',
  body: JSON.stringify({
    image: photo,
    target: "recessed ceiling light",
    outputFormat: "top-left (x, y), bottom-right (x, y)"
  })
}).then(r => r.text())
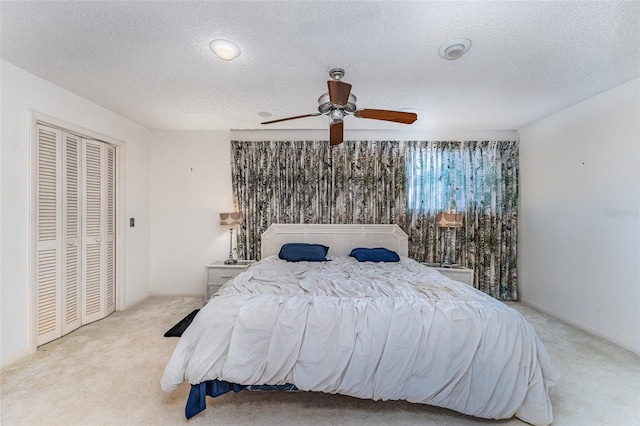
top-left (438, 39), bottom-right (471, 60)
top-left (209, 39), bottom-right (241, 61)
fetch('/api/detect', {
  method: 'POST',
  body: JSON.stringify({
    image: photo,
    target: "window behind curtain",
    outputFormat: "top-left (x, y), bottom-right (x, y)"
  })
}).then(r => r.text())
top-left (405, 140), bottom-right (519, 300)
top-left (406, 141), bottom-right (467, 213)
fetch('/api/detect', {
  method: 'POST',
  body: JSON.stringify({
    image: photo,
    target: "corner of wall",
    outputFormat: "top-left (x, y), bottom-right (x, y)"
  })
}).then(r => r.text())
top-left (518, 77), bottom-right (640, 354)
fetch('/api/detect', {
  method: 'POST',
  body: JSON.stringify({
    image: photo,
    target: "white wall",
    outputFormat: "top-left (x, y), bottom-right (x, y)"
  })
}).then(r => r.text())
top-left (519, 77), bottom-right (640, 354)
top-left (149, 131), bottom-right (233, 296)
top-left (0, 60), bottom-right (152, 366)
top-left (231, 129), bottom-right (518, 142)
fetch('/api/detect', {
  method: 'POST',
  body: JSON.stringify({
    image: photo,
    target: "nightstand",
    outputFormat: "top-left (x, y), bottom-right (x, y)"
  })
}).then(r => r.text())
top-left (205, 260), bottom-right (254, 300)
top-left (422, 263), bottom-right (474, 286)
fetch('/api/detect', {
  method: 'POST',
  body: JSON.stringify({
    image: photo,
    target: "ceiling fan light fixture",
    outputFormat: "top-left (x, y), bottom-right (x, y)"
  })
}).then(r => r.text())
top-left (209, 39), bottom-right (241, 61)
top-left (330, 109), bottom-right (345, 123)
top-left (438, 38), bottom-right (471, 60)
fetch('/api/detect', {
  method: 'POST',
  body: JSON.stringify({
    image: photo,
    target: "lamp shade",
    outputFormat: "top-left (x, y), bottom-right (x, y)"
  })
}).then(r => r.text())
top-left (219, 212), bottom-right (243, 226)
top-left (436, 213), bottom-right (463, 227)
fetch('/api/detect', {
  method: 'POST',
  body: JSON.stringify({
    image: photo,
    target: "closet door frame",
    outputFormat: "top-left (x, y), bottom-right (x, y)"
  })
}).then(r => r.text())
top-left (29, 111), bottom-right (126, 352)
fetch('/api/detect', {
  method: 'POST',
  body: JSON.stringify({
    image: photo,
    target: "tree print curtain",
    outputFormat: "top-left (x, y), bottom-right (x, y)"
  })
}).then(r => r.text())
top-left (405, 141), bottom-right (519, 300)
top-left (230, 140), bottom-right (404, 262)
top-left (330, 141), bottom-right (405, 224)
top-left (230, 139), bottom-right (518, 300)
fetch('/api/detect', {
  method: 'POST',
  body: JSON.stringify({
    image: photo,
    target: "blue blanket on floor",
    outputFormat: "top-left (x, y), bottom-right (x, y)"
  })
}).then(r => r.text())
top-left (186, 380), bottom-right (297, 419)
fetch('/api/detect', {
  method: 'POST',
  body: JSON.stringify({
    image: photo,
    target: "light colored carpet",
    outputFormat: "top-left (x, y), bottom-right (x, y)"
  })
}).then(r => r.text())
top-left (1, 297), bottom-right (639, 426)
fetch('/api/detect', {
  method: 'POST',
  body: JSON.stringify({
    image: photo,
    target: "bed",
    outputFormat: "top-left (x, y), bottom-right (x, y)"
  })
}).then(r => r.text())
top-left (161, 224), bottom-right (559, 425)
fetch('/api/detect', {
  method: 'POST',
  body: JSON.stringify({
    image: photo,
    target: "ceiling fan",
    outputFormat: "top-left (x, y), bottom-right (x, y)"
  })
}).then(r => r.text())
top-left (261, 68), bottom-right (418, 146)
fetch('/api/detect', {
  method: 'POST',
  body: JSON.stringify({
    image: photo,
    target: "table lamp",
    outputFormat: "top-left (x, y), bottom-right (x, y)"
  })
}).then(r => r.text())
top-left (436, 213), bottom-right (463, 266)
top-left (219, 212), bottom-right (243, 264)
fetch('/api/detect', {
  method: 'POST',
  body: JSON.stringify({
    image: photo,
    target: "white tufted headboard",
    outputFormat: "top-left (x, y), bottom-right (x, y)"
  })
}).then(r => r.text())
top-left (260, 224), bottom-right (408, 259)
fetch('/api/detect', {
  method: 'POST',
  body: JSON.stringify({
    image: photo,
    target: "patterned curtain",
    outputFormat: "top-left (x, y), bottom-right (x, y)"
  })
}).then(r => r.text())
top-left (231, 140), bottom-right (404, 261)
top-left (330, 141), bottom-right (405, 224)
top-left (405, 141), bottom-right (519, 300)
top-left (231, 139), bottom-right (518, 300)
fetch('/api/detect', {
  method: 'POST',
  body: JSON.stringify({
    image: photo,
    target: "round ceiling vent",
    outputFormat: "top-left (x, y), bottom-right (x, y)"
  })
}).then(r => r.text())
top-left (438, 39), bottom-right (472, 60)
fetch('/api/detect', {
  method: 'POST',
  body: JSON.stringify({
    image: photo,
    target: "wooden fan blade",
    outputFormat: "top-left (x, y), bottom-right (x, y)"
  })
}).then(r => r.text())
top-left (261, 113), bottom-right (321, 125)
top-left (330, 121), bottom-right (344, 146)
top-left (328, 81), bottom-right (352, 106)
top-left (354, 109), bottom-right (417, 124)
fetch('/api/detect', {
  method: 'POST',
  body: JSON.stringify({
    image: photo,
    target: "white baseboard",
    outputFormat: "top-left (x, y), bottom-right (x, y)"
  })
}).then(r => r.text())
top-left (521, 299), bottom-right (640, 355)
top-left (1, 346), bottom-right (36, 370)
top-left (149, 293), bottom-right (204, 298)
top-left (121, 292), bottom-right (152, 310)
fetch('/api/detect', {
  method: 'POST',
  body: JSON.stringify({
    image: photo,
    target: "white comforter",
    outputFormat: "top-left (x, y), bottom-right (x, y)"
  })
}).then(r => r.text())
top-left (161, 256), bottom-right (559, 425)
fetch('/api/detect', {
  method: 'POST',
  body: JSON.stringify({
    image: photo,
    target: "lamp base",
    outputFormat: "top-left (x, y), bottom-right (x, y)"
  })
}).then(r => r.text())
top-left (224, 258), bottom-right (238, 265)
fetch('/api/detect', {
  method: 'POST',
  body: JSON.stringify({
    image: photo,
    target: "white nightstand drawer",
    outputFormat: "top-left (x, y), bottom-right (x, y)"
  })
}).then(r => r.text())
top-left (207, 284), bottom-right (223, 298)
top-left (422, 263), bottom-right (474, 286)
top-left (204, 261), bottom-right (255, 300)
top-left (208, 268), bottom-right (243, 284)
top-left (440, 269), bottom-right (473, 285)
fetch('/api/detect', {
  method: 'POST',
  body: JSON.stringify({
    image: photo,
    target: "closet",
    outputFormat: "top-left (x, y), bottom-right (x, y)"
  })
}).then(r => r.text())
top-left (36, 123), bottom-right (116, 346)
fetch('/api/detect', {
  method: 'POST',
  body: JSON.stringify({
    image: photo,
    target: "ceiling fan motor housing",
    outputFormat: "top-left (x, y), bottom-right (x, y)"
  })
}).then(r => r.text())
top-left (317, 93), bottom-right (357, 114)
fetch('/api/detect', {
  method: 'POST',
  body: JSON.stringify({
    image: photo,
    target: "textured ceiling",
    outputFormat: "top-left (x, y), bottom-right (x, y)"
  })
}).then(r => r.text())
top-left (1, 1), bottom-right (639, 132)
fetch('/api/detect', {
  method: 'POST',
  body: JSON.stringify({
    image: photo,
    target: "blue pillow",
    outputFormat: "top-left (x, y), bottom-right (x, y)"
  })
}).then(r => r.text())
top-left (278, 243), bottom-right (329, 262)
top-left (349, 247), bottom-right (400, 262)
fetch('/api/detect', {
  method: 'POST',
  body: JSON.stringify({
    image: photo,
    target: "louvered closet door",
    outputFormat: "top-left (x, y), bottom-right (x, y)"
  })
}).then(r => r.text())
top-left (81, 139), bottom-right (116, 322)
top-left (82, 139), bottom-right (106, 324)
top-left (105, 145), bottom-right (116, 315)
top-left (61, 132), bottom-right (82, 334)
top-left (36, 126), bottom-right (117, 345)
top-left (36, 125), bottom-right (62, 345)
top-left (82, 139), bottom-right (107, 325)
